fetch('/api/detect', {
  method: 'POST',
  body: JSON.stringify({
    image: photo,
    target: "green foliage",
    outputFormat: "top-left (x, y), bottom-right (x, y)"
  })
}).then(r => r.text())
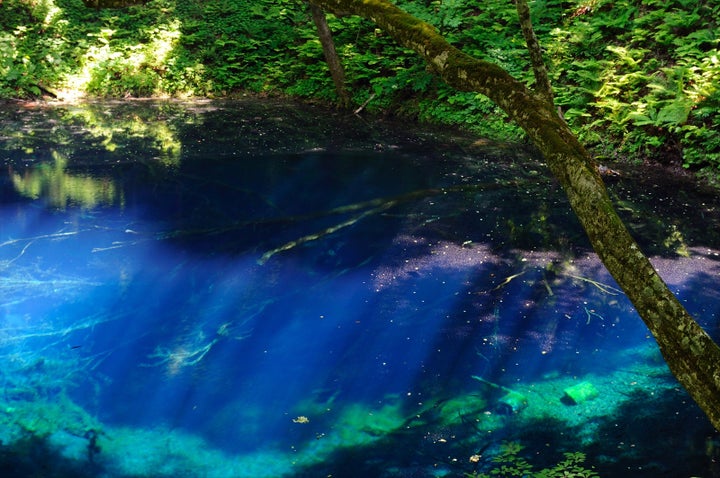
top-left (550, 0), bottom-right (720, 171)
top-left (0, 30), bottom-right (42, 98)
top-left (466, 442), bottom-right (600, 478)
top-left (1, 0), bottom-right (719, 173)
top-left (0, 0), bottom-right (76, 98)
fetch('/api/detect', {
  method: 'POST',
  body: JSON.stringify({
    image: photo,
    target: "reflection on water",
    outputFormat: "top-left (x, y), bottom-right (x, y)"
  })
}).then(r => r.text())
top-left (11, 150), bottom-right (122, 209)
top-left (0, 100), bottom-right (719, 477)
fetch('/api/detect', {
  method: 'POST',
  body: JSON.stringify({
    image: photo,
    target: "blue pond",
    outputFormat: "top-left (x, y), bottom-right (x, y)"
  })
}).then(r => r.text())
top-left (0, 100), bottom-right (719, 477)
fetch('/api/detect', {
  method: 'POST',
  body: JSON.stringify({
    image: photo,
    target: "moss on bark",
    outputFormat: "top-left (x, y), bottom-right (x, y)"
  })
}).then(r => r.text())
top-left (315, 0), bottom-right (720, 431)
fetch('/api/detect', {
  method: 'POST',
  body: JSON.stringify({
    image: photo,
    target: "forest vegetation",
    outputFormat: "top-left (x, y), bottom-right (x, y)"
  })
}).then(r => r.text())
top-left (3, 0), bottom-right (720, 453)
top-left (1, 0), bottom-right (719, 178)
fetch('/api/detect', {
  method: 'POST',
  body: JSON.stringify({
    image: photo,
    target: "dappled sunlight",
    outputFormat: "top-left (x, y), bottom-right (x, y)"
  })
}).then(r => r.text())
top-left (144, 320), bottom-right (251, 377)
top-left (1, 101), bottom-right (719, 476)
top-left (10, 0), bottom-right (63, 26)
top-left (40, 0), bottom-right (62, 26)
top-left (62, 19), bottom-right (183, 99)
top-left (371, 237), bottom-right (498, 292)
top-left (16, 0), bottom-right (64, 26)
top-left (651, 246), bottom-right (720, 285)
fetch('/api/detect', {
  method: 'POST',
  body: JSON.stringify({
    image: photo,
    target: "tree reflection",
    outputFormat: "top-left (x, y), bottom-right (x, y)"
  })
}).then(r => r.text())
top-left (11, 150), bottom-right (121, 209)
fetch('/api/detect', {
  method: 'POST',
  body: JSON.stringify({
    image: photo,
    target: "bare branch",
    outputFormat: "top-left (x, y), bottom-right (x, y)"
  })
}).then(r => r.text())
top-left (311, 0), bottom-right (720, 432)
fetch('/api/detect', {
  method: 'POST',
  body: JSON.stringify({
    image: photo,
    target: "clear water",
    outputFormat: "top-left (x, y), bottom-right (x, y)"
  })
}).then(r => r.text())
top-left (0, 100), bottom-right (719, 477)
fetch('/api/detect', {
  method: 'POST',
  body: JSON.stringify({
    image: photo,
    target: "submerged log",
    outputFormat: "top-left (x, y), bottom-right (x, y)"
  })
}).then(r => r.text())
top-left (313, 0), bottom-right (720, 431)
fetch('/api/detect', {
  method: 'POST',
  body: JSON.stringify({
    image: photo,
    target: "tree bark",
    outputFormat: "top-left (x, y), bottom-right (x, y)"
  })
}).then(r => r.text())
top-left (314, 0), bottom-right (720, 431)
top-left (309, 2), bottom-right (351, 108)
top-left (515, 0), bottom-right (554, 107)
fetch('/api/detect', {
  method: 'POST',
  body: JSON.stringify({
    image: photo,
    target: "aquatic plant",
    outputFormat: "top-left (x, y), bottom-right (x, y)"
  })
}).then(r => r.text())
top-left (466, 441), bottom-right (599, 478)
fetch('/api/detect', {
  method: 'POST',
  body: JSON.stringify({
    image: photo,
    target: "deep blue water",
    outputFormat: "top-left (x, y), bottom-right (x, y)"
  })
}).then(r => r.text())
top-left (1, 100), bottom-right (719, 477)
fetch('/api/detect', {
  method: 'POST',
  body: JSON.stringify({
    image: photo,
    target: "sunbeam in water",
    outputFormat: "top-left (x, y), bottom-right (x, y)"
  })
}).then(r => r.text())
top-left (0, 100), bottom-right (719, 477)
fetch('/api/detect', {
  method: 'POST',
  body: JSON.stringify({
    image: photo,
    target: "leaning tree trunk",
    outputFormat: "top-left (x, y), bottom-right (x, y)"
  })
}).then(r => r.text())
top-left (309, 2), bottom-right (351, 108)
top-left (315, 0), bottom-right (720, 430)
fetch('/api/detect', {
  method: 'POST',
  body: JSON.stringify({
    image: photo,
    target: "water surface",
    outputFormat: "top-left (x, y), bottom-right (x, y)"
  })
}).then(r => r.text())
top-left (1, 100), bottom-right (719, 477)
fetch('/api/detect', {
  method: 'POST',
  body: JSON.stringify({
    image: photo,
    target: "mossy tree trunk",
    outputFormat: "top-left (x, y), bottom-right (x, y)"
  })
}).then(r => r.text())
top-left (314, 0), bottom-right (720, 430)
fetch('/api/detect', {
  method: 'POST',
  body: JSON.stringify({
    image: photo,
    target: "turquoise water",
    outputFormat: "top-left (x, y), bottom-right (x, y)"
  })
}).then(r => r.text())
top-left (0, 100), bottom-right (719, 477)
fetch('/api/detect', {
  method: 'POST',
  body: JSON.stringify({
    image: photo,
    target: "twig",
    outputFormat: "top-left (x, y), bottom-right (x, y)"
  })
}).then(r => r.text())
top-left (566, 273), bottom-right (622, 295)
top-left (584, 306), bottom-right (605, 325)
top-left (0, 230), bottom-right (80, 248)
top-left (354, 92), bottom-right (376, 115)
top-left (491, 271), bottom-right (525, 291)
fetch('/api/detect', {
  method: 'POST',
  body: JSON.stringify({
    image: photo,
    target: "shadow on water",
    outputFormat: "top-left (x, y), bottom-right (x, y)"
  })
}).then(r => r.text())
top-left (1, 99), bottom-right (720, 477)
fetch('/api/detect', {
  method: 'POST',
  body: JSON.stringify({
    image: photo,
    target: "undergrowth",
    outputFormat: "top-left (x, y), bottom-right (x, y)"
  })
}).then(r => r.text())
top-left (465, 441), bottom-right (599, 478)
top-left (1, 0), bottom-right (718, 174)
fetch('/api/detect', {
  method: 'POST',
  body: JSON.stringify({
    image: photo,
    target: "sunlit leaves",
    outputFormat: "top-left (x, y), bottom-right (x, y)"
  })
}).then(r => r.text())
top-left (551, 0), bottom-right (720, 170)
top-left (0, 0), bottom-right (719, 172)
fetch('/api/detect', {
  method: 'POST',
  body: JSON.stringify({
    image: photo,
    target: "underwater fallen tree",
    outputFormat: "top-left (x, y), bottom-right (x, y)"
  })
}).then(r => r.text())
top-left (310, 0), bottom-right (720, 431)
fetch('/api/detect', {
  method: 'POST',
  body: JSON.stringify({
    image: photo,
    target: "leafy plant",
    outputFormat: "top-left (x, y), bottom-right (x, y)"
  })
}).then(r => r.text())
top-left (1, 0), bottom-right (719, 175)
top-left (466, 441), bottom-right (599, 478)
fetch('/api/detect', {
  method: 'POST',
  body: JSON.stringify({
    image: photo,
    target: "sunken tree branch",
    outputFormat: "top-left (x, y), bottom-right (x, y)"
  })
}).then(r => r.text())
top-left (312, 0), bottom-right (720, 431)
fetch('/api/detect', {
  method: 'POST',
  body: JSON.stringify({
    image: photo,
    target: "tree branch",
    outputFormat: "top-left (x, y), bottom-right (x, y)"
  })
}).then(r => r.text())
top-left (514, 0), bottom-right (554, 107)
top-left (312, 0), bottom-right (720, 431)
top-left (309, 2), bottom-right (351, 108)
